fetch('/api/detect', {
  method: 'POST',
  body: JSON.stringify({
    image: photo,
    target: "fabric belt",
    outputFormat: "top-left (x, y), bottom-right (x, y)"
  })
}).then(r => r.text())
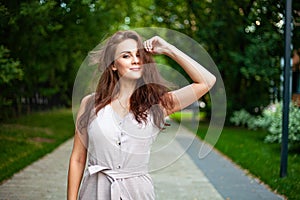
top-left (88, 165), bottom-right (147, 200)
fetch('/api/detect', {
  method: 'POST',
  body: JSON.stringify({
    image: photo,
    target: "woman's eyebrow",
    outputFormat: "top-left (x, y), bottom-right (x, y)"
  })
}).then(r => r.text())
top-left (120, 51), bottom-right (132, 54)
top-left (119, 49), bottom-right (139, 54)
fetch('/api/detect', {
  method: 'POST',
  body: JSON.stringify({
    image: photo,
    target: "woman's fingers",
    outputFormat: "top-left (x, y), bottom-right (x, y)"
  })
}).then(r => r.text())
top-left (143, 38), bottom-right (154, 53)
top-left (143, 36), bottom-right (168, 54)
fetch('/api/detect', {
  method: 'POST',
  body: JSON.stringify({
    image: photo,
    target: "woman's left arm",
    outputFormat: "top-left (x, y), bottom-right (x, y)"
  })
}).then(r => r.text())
top-left (144, 36), bottom-right (216, 115)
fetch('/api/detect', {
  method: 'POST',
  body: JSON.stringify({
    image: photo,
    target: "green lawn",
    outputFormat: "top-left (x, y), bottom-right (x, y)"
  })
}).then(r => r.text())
top-left (0, 109), bottom-right (74, 183)
top-left (171, 112), bottom-right (300, 200)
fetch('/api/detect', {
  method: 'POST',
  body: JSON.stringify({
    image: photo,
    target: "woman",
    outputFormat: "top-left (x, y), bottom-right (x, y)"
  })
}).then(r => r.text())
top-left (67, 30), bottom-right (216, 200)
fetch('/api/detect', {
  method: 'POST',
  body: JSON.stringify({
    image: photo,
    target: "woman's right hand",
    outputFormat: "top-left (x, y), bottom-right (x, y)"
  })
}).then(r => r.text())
top-left (143, 36), bottom-right (172, 55)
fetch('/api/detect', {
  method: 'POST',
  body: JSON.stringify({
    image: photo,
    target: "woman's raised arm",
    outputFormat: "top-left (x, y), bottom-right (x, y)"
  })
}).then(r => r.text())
top-left (144, 36), bottom-right (216, 115)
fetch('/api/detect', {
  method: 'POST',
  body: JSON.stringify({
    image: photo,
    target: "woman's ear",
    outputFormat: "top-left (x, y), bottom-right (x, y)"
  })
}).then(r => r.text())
top-left (112, 64), bottom-right (117, 71)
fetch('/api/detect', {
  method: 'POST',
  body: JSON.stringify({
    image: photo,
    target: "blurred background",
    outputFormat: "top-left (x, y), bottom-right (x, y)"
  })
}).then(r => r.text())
top-left (1, 0), bottom-right (299, 120)
top-left (1, 1), bottom-right (300, 199)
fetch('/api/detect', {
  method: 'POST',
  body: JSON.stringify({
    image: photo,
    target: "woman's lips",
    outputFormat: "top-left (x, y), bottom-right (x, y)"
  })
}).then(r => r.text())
top-left (129, 67), bottom-right (141, 71)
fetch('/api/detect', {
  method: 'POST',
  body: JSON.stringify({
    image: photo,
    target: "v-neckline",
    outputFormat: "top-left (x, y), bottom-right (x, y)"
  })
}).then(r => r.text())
top-left (108, 104), bottom-right (131, 121)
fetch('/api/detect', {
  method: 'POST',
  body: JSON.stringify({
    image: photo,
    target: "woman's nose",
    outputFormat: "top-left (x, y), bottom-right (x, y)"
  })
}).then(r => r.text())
top-left (132, 55), bottom-right (140, 64)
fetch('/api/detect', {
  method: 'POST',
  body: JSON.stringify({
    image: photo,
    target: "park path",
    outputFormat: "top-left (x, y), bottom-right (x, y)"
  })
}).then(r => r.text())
top-left (0, 121), bottom-right (284, 200)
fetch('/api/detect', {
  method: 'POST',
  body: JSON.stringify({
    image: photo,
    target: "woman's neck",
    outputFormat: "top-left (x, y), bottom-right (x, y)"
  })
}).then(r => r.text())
top-left (117, 78), bottom-right (137, 101)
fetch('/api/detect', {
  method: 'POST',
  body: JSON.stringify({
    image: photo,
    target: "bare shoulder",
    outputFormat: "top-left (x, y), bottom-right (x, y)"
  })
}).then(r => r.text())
top-left (80, 93), bottom-right (95, 107)
top-left (81, 93), bottom-right (95, 102)
top-left (77, 93), bottom-right (95, 117)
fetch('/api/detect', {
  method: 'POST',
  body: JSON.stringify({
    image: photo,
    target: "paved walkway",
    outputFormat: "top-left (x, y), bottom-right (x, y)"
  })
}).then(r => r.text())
top-left (0, 121), bottom-right (285, 200)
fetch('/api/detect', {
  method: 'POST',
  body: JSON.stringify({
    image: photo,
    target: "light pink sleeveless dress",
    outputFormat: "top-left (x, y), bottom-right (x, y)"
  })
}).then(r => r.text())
top-left (79, 104), bottom-right (160, 200)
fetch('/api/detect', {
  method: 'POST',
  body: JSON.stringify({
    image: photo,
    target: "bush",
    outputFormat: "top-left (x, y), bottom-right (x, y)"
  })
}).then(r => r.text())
top-left (230, 109), bottom-right (255, 127)
top-left (262, 102), bottom-right (300, 144)
top-left (230, 102), bottom-right (300, 145)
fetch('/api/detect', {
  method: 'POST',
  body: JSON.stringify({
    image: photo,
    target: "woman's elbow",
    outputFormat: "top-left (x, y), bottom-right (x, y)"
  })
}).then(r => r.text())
top-left (207, 75), bottom-right (216, 90)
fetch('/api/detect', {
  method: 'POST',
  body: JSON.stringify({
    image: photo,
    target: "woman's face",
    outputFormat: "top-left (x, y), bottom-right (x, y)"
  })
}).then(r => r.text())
top-left (113, 39), bottom-right (143, 80)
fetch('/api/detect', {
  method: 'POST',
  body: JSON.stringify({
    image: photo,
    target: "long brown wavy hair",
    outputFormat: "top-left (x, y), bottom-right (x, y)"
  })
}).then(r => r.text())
top-left (78, 30), bottom-right (174, 133)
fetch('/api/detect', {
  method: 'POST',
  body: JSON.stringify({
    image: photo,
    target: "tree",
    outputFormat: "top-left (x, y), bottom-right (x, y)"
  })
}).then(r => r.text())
top-left (1, 0), bottom-right (299, 121)
top-left (0, 0), bottom-right (131, 118)
top-left (149, 0), bottom-right (287, 117)
top-left (0, 45), bottom-right (23, 119)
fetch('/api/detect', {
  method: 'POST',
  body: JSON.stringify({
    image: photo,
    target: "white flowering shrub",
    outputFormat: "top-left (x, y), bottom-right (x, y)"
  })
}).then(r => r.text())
top-left (230, 102), bottom-right (300, 144)
top-left (230, 109), bottom-right (255, 127)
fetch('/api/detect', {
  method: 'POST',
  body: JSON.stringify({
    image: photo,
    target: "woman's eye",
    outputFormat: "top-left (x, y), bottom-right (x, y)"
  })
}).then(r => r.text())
top-left (122, 54), bottom-right (130, 58)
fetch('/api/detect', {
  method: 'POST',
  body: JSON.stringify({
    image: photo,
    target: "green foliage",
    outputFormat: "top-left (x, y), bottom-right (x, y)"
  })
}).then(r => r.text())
top-left (230, 102), bottom-right (300, 145)
top-left (1, 0), bottom-right (300, 121)
top-left (0, 0), bottom-right (130, 117)
top-left (261, 103), bottom-right (300, 144)
top-left (150, 0), bottom-right (288, 116)
top-left (0, 45), bottom-right (23, 115)
top-left (230, 109), bottom-right (255, 128)
top-left (0, 45), bottom-right (23, 85)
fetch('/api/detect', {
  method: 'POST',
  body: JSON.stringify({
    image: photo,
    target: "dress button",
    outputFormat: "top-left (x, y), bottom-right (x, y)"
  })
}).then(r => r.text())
top-left (121, 132), bottom-right (124, 136)
top-left (117, 165), bottom-right (121, 169)
top-left (117, 140), bottom-right (121, 145)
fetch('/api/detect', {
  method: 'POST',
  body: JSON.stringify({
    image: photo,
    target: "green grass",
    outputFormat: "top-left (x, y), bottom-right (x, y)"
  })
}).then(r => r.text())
top-left (171, 112), bottom-right (300, 200)
top-left (0, 109), bottom-right (74, 183)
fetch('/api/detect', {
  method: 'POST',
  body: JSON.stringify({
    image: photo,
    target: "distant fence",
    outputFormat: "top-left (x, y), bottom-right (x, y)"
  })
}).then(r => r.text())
top-left (0, 95), bottom-right (69, 121)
